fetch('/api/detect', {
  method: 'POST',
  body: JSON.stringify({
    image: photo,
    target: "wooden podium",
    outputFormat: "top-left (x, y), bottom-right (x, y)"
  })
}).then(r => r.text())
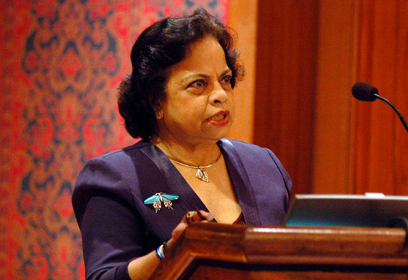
top-left (149, 223), bottom-right (408, 279)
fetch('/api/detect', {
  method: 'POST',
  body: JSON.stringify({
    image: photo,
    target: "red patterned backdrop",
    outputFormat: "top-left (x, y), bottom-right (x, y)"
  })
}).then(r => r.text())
top-left (0, 1), bottom-right (228, 279)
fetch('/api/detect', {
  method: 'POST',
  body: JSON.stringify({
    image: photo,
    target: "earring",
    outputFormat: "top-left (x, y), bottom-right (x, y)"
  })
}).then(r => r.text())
top-left (156, 111), bottom-right (163, 119)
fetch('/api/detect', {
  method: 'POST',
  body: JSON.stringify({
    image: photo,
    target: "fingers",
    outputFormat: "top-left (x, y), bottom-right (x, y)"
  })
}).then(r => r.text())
top-left (198, 210), bottom-right (214, 222)
top-left (172, 210), bottom-right (214, 243)
top-left (184, 210), bottom-right (214, 224)
top-left (184, 211), bottom-right (198, 224)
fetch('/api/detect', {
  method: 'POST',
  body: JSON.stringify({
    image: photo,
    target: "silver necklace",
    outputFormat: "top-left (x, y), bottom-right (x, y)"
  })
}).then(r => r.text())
top-left (170, 154), bottom-right (222, 183)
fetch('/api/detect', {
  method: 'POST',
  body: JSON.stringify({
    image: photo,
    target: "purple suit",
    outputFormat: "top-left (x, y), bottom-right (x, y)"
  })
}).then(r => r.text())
top-left (72, 138), bottom-right (292, 279)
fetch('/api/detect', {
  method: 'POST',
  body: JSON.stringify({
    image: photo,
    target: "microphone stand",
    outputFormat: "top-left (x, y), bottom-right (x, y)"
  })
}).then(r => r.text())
top-left (374, 93), bottom-right (408, 133)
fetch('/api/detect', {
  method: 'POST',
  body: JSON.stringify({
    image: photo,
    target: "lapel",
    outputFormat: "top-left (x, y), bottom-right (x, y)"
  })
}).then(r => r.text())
top-left (218, 139), bottom-right (261, 226)
top-left (138, 139), bottom-right (261, 230)
top-left (139, 142), bottom-right (208, 214)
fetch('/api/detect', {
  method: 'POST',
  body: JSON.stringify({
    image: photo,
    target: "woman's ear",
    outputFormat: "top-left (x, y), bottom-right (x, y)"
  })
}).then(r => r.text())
top-left (153, 102), bottom-right (163, 120)
top-left (155, 109), bottom-right (163, 120)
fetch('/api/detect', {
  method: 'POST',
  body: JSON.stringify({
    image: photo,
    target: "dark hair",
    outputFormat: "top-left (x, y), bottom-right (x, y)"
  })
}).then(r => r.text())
top-left (118, 8), bottom-right (244, 139)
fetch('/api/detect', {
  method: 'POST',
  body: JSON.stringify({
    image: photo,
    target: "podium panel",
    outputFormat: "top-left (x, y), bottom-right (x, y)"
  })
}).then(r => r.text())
top-left (149, 223), bottom-right (408, 280)
top-left (189, 261), bottom-right (406, 279)
top-left (191, 267), bottom-right (405, 279)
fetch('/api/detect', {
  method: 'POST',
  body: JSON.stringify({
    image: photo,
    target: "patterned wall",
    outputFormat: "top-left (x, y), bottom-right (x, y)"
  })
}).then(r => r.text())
top-left (0, 1), bottom-right (228, 279)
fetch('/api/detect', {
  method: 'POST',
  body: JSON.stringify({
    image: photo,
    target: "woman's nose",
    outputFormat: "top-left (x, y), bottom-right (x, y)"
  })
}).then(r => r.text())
top-left (210, 82), bottom-right (228, 105)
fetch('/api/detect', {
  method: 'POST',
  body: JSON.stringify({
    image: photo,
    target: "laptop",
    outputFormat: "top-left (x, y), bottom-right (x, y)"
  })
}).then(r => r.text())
top-left (284, 193), bottom-right (408, 228)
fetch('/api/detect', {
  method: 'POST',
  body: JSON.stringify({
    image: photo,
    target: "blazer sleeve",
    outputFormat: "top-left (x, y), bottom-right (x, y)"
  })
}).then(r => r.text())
top-left (72, 156), bottom-right (146, 280)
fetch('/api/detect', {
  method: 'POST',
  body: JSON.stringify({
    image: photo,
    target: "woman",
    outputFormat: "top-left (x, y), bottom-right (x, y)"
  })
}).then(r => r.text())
top-left (72, 9), bottom-right (292, 280)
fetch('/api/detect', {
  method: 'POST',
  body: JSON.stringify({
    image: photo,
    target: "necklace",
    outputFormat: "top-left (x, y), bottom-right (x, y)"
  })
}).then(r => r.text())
top-left (170, 154), bottom-right (222, 183)
top-left (158, 138), bottom-right (222, 183)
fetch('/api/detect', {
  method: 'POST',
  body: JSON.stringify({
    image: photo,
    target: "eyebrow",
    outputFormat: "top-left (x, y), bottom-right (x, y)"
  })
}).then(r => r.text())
top-left (220, 68), bottom-right (232, 78)
top-left (180, 68), bottom-right (232, 84)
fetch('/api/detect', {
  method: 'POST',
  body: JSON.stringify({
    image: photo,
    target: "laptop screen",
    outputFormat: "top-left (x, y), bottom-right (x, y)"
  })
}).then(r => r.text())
top-left (284, 194), bottom-right (408, 228)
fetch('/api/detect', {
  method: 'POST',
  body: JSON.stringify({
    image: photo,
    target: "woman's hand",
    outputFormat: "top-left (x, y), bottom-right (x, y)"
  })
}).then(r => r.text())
top-left (128, 210), bottom-right (213, 280)
top-left (171, 210), bottom-right (214, 242)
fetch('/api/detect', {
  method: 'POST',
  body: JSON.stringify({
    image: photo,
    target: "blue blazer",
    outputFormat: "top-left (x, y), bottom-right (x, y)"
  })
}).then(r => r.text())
top-left (72, 139), bottom-right (292, 280)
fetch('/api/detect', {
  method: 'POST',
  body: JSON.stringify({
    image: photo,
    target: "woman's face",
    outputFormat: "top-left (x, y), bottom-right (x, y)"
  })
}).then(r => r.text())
top-left (156, 36), bottom-right (235, 146)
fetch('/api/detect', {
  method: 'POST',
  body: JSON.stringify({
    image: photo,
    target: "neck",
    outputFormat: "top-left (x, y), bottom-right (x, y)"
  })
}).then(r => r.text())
top-left (151, 135), bottom-right (221, 166)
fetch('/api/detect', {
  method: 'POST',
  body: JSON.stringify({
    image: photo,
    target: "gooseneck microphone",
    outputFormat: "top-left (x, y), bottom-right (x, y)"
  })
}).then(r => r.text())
top-left (352, 82), bottom-right (408, 133)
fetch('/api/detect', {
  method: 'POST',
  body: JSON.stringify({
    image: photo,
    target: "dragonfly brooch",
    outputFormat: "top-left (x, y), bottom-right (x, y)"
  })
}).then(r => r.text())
top-left (143, 192), bottom-right (179, 213)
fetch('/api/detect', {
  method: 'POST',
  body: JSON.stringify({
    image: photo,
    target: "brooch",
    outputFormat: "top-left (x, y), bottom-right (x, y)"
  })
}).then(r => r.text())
top-left (144, 192), bottom-right (179, 213)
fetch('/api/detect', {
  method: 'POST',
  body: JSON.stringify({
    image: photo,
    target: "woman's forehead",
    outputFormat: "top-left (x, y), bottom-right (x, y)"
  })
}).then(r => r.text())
top-left (168, 37), bottom-right (228, 78)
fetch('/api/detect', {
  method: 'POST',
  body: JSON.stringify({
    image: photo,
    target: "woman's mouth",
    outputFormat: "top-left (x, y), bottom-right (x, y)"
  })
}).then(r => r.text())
top-left (208, 111), bottom-right (230, 126)
top-left (209, 114), bottom-right (227, 121)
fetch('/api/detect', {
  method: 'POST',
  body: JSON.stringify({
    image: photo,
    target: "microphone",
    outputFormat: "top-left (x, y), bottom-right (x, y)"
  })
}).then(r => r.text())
top-left (351, 82), bottom-right (408, 133)
top-left (352, 82), bottom-right (378, 102)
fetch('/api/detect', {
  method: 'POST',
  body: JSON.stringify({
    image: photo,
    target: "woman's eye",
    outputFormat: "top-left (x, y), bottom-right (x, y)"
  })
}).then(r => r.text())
top-left (189, 79), bottom-right (206, 88)
top-left (221, 75), bottom-right (232, 84)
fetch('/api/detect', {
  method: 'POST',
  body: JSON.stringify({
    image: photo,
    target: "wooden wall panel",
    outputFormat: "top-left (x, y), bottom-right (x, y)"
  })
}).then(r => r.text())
top-left (394, 1), bottom-right (408, 194)
top-left (227, 0), bottom-right (257, 143)
top-left (312, 0), bottom-right (356, 194)
top-left (352, 0), bottom-right (408, 195)
top-left (254, 0), bottom-right (319, 195)
top-left (255, 0), bottom-right (408, 196)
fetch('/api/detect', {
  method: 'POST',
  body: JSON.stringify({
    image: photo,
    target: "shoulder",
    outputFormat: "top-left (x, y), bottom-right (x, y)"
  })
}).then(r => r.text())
top-left (92, 141), bottom-right (151, 164)
top-left (74, 142), bottom-right (148, 189)
top-left (220, 138), bottom-right (261, 151)
top-left (72, 141), bottom-right (152, 223)
top-left (219, 138), bottom-right (277, 160)
top-left (220, 138), bottom-right (292, 194)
